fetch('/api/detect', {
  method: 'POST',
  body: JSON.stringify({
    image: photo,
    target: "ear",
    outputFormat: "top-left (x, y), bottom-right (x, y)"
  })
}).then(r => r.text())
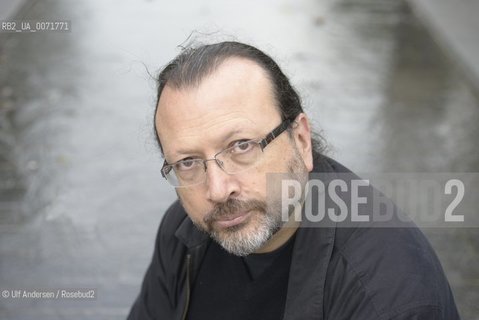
top-left (292, 113), bottom-right (314, 172)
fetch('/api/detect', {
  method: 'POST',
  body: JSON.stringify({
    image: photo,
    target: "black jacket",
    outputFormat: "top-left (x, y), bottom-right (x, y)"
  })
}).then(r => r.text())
top-left (127, 157), bottom-right (460, 320)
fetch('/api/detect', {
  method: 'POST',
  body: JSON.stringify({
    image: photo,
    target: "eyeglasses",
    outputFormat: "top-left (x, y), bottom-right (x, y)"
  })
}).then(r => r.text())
top-left (161, 118), bottom-right (293, 188)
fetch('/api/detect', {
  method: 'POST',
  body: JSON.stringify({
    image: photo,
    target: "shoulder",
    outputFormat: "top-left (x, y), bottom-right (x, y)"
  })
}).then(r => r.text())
top-left (325, 217), bottom-right (458, 319)
top-left (317, 157), bottom-right (459, 319)
top-left (126, 201), bottom-right (190, 319)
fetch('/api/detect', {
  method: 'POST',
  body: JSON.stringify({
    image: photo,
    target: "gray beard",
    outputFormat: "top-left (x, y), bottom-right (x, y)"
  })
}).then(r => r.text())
top-left (209, 206), bottom-right (284, 256)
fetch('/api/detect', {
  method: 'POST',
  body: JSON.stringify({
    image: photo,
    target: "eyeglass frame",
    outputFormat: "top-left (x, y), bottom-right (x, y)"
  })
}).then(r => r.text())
top-left (160, 117), bottom-right (294, 187)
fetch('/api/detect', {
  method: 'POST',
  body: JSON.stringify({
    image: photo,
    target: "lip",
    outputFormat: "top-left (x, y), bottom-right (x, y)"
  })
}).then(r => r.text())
top-left (214, 211), bottom-right (251, 229)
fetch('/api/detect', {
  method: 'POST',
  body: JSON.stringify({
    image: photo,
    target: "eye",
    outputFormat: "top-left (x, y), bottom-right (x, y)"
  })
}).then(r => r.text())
top-left (231, 140), bottom-right (255, 154)
top-left (175, 158), bottom-right (200, 171)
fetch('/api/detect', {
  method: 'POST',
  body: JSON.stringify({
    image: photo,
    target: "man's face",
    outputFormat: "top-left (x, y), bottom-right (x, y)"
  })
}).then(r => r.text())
top-left (156, 58), bottom-right (313, 255)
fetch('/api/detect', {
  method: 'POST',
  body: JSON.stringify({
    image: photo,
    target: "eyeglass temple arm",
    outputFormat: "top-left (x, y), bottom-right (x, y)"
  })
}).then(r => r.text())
top-left (259, 118), bottom-right (292, 150)
top-left (161, 160), bottom-right (168, 178)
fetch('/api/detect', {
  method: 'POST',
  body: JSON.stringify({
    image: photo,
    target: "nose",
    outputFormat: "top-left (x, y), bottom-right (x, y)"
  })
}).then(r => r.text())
top-left (205, 159), bottom-right (240, 203)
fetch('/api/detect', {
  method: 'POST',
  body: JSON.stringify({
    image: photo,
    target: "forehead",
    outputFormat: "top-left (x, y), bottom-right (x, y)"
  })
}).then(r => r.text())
top-left (156, 58), bottom-right (282, 157)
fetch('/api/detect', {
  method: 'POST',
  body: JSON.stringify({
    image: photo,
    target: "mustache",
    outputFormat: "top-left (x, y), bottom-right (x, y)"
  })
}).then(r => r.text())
top-left (204, 198), bottom-right (267, 225)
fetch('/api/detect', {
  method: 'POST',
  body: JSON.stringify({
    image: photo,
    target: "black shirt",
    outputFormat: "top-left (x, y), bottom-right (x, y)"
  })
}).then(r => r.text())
top-left (187, 234), bottom-right (296, 320)
top-left (128, 157), bottom-right (460, 320)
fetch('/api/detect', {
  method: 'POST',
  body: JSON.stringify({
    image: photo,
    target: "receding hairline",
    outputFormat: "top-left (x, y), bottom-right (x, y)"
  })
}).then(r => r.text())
top-left (162, 55), bottom-right (275, 94)
top-left (155, 56), bottom-right (280, 128)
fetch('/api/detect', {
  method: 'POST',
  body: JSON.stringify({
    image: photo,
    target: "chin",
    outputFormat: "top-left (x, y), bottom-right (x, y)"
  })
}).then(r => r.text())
top-left (211, 213), bottom-right (278, 256)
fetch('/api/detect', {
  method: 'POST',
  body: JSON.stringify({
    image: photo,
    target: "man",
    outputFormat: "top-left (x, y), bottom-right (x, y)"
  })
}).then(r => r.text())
top-left (128, 41), bottom-right (460, 319)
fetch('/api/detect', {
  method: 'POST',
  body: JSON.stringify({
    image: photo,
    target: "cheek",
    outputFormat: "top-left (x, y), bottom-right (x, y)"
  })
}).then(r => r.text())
top-left (240, 166), bottom-right (268, 198)
top-left (241, 147), bottom-right (290, 193)
top-left (255, 145), bottom-right (292, 174)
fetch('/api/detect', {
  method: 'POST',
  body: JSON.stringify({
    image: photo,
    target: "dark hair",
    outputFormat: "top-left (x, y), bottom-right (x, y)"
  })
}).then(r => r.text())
top-left (154, 41), bottom-right (326, 161)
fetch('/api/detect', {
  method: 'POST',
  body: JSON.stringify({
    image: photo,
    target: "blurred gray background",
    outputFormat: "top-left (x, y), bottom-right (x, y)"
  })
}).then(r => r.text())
top-left (0, 0), bottom-right (478, 319)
